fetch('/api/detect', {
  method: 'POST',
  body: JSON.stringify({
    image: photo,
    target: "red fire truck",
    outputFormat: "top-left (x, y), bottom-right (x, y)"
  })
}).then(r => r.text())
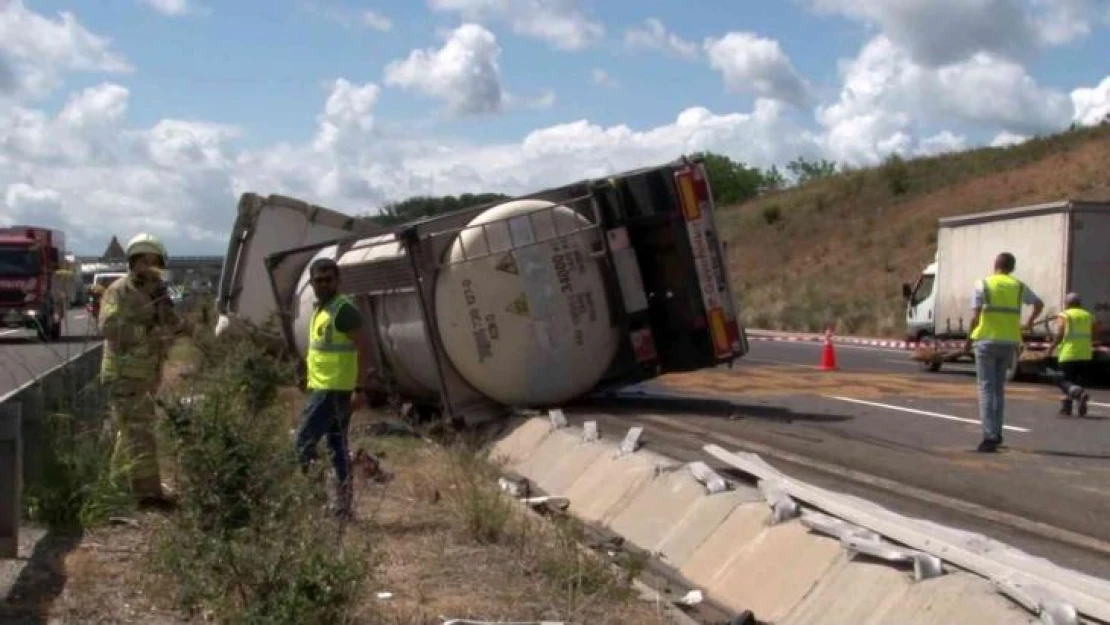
top-left (0, 226), bottom-right (71, 341)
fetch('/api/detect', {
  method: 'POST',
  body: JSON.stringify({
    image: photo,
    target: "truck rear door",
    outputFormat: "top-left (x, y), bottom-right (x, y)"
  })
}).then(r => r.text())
top-left (591, 157), bottom-right (747, 382)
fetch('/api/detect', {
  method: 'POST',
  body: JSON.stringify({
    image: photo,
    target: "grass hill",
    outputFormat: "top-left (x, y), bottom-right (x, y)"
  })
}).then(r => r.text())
top-left (718, 123), bottom-right (1110, 338)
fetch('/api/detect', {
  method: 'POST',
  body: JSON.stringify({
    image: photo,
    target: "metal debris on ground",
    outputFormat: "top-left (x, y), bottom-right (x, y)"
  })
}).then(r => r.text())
top-left (619, 425), bottom-right (643, 455)
top-left (360, 420), bottom-right (422, 439)
top-left (520, 496), bottom-right (569, 512)
top-left (676, 589), bottom-right (704, 606)
top-left (548, 408), bottom-right (568, 429)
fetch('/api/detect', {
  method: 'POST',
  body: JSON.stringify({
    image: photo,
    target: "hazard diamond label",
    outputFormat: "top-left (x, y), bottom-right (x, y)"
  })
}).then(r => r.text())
top-left (495, 253), bottom-right (519, 275)
top-left (505, 292), bottom-right (530, 316)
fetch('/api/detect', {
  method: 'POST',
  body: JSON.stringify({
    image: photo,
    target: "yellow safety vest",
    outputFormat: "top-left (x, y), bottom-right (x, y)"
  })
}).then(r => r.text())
top-left (306, 294), bottom-right (359, 391)
top-left (970, 274), bottom-right (1024, 342)
top-left (1057, 307), bottom-right (1093, 363)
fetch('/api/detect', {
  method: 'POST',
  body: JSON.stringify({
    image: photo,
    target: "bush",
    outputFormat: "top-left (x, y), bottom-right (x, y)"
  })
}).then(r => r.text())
top-left (148, 333), bottom-right (373, 625)
top-left (21, 361), bottom-right (133, 532)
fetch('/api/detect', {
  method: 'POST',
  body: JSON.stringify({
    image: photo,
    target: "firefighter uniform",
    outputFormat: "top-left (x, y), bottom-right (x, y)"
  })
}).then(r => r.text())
top-left (98, 233), bottom-right (181, 504)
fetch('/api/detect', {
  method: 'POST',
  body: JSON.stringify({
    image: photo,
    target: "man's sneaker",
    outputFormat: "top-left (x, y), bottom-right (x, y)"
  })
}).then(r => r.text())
top-left (1059, 399), bottom-right (1073, 417)
top-left (1078, 392), bottom-right (1090, 418)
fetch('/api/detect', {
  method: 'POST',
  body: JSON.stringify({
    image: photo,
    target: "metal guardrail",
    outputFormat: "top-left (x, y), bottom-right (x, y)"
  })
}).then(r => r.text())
top-left (0, 345), bottom-right (104, 558)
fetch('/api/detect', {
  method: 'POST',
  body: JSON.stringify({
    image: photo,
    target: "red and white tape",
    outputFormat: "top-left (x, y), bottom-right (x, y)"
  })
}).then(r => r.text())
top-left (742, 329), bottom-right (1104, 353)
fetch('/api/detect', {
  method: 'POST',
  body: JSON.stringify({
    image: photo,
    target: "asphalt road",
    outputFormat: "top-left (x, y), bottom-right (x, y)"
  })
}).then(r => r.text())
top-left (572, 338), bottom-right (1110, 578)
top-left (0, 308), bottom-right (100, 398)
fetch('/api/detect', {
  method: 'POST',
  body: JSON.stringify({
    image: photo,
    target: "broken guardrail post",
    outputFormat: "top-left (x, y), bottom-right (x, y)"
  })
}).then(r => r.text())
top-left (0, 402), bottom-right (22, 559)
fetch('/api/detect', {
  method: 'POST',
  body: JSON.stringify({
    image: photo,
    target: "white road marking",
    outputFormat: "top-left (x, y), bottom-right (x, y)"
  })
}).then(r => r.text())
top-left (826, 395), bottom-right (1032, 433)
top-left (1089, 401), bottom-right (1110, 409)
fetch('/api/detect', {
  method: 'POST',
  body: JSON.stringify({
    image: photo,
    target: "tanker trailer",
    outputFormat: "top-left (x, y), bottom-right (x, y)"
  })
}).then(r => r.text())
top-left (226, 156), bottom-right (749, 425)
top-left (214, 192), bottom-right (383, 348)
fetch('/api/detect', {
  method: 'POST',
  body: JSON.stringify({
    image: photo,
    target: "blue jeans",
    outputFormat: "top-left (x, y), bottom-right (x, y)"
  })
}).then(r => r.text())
top-left (294, 390), bottom-right (353, 509)
top-left (974, 342), bottom-right (1016, 441)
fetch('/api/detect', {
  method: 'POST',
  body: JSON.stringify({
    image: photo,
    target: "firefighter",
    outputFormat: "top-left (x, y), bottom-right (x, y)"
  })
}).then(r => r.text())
top-left (98, 233), bottom-right (184, 508)
top-left (1047, 292), bottom-right (1100, 417)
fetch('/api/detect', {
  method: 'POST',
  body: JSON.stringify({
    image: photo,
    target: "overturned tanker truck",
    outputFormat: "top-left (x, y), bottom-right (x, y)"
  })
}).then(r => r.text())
top-left (215, 156), bottom-right (748, 426)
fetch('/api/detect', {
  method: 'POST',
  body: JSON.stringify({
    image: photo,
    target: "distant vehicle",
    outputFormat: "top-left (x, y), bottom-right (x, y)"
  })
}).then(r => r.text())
top-left (86, 271), bottom-right (127, 320)
top-left (902, 199), bottom-right (1110, 381)
top-left (217, 155), bottom-right (748, 426)
top-left (0, 225), bottom-right (71, 341)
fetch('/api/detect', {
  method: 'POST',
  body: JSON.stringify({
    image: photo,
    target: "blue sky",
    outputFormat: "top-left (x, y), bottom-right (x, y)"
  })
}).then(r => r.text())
top-left (2, 0), bottom-right (1109, 254)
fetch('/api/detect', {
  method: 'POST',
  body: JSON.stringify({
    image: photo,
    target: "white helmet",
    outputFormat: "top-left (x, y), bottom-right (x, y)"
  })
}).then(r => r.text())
top-left (125, 233), bottom-right (168, 266)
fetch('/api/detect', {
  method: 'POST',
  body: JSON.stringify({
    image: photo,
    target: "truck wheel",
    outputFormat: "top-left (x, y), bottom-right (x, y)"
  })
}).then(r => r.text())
top-left (50, 317), bottom-right (63, 341)
top-left (920, 359), bottom-right (942, 373)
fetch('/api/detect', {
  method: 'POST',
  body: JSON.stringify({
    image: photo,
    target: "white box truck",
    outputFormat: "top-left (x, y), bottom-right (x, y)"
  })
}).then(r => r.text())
top-left (901, 199), bottom-right (1110, 382)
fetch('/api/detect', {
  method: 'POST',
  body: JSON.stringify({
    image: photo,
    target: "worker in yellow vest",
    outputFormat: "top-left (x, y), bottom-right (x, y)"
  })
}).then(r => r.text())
top-left (1047, 292), bottom-right (1101, 417)
top-left (99, 233), bottom-right (187, 508)
top-left (293, 257), bottom-right (373, 520)
top-left (965, 252), bottom-right (1044, 453)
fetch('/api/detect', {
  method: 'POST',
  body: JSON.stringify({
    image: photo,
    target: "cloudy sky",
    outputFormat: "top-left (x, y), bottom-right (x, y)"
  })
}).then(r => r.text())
top-left (2, 0), bottom-right (1109, 256)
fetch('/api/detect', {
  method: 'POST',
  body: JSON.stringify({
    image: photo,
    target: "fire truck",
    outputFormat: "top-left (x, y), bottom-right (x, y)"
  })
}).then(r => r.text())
top-left (0, 226), bottom-right (72, 341)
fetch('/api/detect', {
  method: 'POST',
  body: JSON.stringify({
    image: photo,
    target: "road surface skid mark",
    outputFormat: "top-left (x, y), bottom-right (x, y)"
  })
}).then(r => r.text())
top-left (491, 416), bottom-right (1110, 625)
top-left (654, 365), bottom-right (1055, 402)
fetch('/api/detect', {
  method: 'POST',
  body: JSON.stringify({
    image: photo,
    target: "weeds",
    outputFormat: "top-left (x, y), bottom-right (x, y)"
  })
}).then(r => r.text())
top-left (148, 332), bottom-right (373, 625)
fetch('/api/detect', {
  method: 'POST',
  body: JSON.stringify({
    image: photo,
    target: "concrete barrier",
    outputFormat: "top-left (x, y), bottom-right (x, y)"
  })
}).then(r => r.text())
top-left (0, 344), bottom-right (104, 558)
top-left (490, 416), bottom-right (1110, 625)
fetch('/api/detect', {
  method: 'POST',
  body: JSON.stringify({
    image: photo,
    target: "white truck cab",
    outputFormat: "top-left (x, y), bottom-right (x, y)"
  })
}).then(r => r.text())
top-left (902, 258), bottom-right (937, 342)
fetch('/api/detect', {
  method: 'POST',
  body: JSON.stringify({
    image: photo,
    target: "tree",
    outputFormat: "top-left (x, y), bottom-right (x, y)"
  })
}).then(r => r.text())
top-left (786, 156), bottom-right (838, 185)
top-left (694, 151), bottom-right (768, 206)
top-left (365, 192), bottom-right (511, 226)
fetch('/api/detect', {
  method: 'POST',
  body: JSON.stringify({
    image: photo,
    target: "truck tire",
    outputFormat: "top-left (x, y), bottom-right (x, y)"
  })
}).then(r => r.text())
top-left (50, 316), bottom-right (63, 341)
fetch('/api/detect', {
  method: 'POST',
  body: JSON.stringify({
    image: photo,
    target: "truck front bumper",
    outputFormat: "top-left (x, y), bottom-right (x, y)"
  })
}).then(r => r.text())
top-left (0, 306), bottom-right (44, 329)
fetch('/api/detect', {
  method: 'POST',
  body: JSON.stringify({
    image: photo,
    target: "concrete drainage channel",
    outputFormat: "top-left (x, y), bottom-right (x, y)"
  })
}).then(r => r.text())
top-left (489, 411), bottom-right (1110, 625)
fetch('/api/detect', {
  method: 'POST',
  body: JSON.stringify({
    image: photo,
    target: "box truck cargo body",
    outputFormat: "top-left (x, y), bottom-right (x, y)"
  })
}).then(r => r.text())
top-left (903, 200), bottom-right (1110, 381)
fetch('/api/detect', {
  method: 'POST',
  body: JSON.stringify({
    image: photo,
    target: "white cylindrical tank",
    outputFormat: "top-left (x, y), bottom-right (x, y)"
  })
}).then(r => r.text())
top-left (289, 199), bottom-right (621, 407)
top-left (432, 199), bottom-right (621, 406)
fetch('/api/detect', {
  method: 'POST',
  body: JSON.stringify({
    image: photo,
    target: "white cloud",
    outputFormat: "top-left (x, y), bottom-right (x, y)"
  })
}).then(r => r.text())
top-left (427, 0), bottom-right (604, 51)
top-left (591, 68), bottom-right (616, 87)
top-left (0, 0), bottom-right (132, 100)
top-left (623, 18), bottom-right (699, 60)
top-left (816, 35), bottom-right (1075, 165)
top-left (303, 2), bottom-right (392, 31)
top-left (810, 0), bottom-right (1109, 65)
top-left (704, 32), bottom-right (811, 107)
top-left (991, 131), bottom-right (1030, 147)
top-left (384, 23), bottom-right (505, 116)
top-left (1071, 76), bottom-right (1110, 126)
top-left (138, 0), bottom-right (201, 17)
top-left (361, 10), bottom-right (392, 31)
top-left (313, 78), bottom-right (381, 153)
top-left (4, 182), bottom-right (64, 225)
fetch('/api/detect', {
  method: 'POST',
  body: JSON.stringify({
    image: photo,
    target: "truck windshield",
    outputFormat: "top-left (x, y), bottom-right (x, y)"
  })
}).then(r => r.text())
top-left (0, 247), bottom-right (39, 277)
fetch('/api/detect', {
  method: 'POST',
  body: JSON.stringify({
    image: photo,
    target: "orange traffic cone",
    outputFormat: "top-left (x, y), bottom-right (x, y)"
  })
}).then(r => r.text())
top-left (819, 327), bottom-right (838, 371)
